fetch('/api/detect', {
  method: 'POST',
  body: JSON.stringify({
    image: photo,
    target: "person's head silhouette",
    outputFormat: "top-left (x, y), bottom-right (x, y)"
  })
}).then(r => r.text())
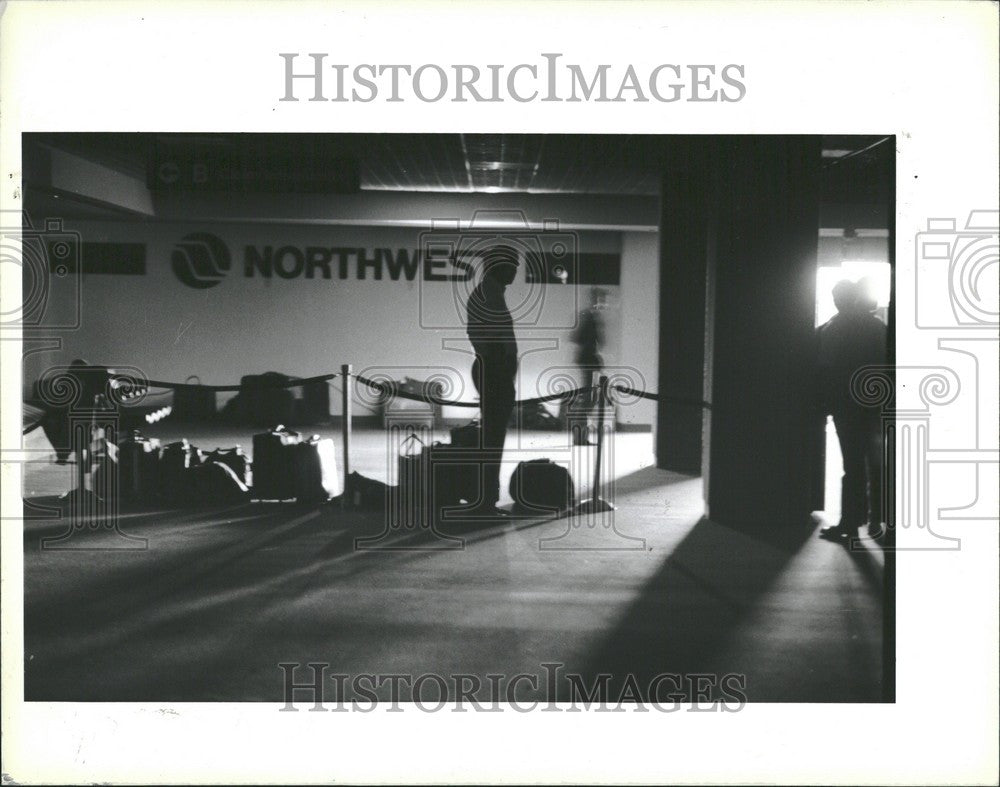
top-left (831, 279), bottom-right (858, 315)
top-left (482, 243), bottom-right (520, 286)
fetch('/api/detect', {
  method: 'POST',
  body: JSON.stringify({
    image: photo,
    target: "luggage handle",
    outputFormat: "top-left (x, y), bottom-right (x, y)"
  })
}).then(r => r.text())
top-left (209, 446), bottom-right (244, 456)
top-left (185, 375), bottom-right (202, 385)
top-left (270, 424), bottom-right (300, 436)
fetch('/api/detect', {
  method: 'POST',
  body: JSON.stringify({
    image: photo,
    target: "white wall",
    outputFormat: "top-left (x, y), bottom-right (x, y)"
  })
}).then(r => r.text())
top-left (618, 232), bottom-right (660, 426)
top-left (29, 219), bottom-right (660, 425)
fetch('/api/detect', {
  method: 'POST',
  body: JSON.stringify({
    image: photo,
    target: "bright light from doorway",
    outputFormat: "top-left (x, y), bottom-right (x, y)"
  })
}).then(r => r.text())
top-left (815, 261), bottom-right (892, 326)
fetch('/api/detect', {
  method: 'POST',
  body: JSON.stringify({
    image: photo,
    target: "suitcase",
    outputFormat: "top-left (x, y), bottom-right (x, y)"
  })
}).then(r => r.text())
top-left (205, 446), bottom-right (249, 485)
top-left (160, 439), bottom-right (205, 503)
top-left (294, 435), bottom-right (339, 502)
top-left (397, 438), bottom-right (482, 522)
top-left (509, 459), bottom-right (575, 516)
top-left (449, 420), bottom-right (481, 448)
top-left (118, 429), bottom-right (162, 501)
top-left (252, 425), bottom-right (301, 500)
top-left (173, 375), bottom-right (217, 421)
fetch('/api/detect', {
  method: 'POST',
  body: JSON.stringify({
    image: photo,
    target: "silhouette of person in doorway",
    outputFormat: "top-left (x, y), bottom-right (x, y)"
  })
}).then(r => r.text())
top-left (466, 244), bottom-right (520, 517)
top-left (816, 279), bottom-right (887, 542)
top-left (568, 287), bottom-right (608, 445)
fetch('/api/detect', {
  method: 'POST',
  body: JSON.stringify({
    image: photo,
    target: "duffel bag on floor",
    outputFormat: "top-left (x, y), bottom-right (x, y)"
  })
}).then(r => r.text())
top-left (509, 458), bottom-right (575, 516)
top-left (205, 446), bottom-right (250, 486)
top-left (348, 471), bottom-right (393, 510)
top-left (190, 461), bottom-right (251, 505)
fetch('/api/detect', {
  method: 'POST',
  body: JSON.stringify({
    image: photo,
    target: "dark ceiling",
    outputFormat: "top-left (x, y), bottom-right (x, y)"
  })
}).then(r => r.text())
top-left (24, 132), bottom-right (892, 199)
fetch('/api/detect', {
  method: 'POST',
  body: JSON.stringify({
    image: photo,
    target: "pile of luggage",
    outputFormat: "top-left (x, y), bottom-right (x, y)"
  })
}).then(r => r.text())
top-left (395, 422), bottom-right (576, 524)
top-left (92, 425), bottom-right (339, 507)
top-left (94, 431), bottom-right (251, 506)
top-left (251, 425), bottom-right (339, 502)
top-left (396, 425), bottom-right (481, 525)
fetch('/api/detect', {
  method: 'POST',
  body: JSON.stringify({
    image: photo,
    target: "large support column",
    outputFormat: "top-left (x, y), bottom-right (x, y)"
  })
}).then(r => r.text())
top-left (656, 140), bottom-right (710, 474)
top-left (705, 136), bottom-right (823, 527)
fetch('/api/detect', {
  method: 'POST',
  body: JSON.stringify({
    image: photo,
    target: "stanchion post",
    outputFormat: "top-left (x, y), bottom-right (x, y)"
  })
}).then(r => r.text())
top-left (569, 375), bottom-right (615, 517)
top-left (591, 375), bottom-right (607, 499)
top-left (341, 363), bottom-right (352, 508)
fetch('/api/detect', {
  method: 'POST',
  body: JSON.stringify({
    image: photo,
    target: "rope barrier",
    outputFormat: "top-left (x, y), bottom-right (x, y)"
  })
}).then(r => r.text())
top-left (40, 369), bottom-right (711, 409)
top-left (351, 373), bottom-right (594, 409)
top-left (612, 384), bottom-right (711, 410)
top-left (141, 372), bottom-right (340, 392)
top-left (36, 368), bottom-right (709, 410)
top-left (31, 363), bottom-right (714, 517)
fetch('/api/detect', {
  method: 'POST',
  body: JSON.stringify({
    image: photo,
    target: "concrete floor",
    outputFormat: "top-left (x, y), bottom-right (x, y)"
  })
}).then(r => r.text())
top-left (21, 423), bottom-right (886, 703)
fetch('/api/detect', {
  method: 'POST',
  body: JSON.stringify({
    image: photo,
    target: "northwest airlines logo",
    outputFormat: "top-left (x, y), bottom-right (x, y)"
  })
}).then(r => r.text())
top-left (171, 232), bottom-right (232, 289)
top-left (169, 235), bottom-right (482, 286)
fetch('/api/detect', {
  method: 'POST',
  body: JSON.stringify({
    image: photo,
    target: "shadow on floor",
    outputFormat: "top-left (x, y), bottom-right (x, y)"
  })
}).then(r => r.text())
top-left (23, 493), bottom-right (556, 700)
top-left (572, 513), bottom-right (819, 703)
top-left (22, 463), bottom-right (881, 703)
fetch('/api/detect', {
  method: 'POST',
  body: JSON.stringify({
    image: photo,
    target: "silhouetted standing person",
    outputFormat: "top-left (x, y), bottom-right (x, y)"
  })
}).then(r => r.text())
top-left (466, 244), bottom-right (520, 516)
top-left (817, 279), bottom-right (887, 541)
top-left (569, 287), bottom-right (608, 445)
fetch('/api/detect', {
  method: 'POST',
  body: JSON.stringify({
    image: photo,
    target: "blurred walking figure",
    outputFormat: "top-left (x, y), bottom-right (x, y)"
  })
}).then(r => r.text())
top-left (569, 287), bottom-right (608, 446)
top-left (466, 244), bottom-right (520, 517)
top-left (816, 279), bottom-right (887, 542)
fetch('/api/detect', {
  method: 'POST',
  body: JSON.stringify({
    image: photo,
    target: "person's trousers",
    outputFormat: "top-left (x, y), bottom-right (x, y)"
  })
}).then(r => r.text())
top-left (471, 356), bottom-right (516, 507)
top-left (833, 410), bottom-right (883, 531)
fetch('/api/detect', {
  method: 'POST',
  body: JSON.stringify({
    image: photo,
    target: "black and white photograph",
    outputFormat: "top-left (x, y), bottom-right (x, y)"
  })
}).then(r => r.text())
top-left (15, 131), bottom-right (896, 708)
top-left (16, 131), bottom-right (894, 706)
top-left (1, 2), bottom-right (997, 785)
